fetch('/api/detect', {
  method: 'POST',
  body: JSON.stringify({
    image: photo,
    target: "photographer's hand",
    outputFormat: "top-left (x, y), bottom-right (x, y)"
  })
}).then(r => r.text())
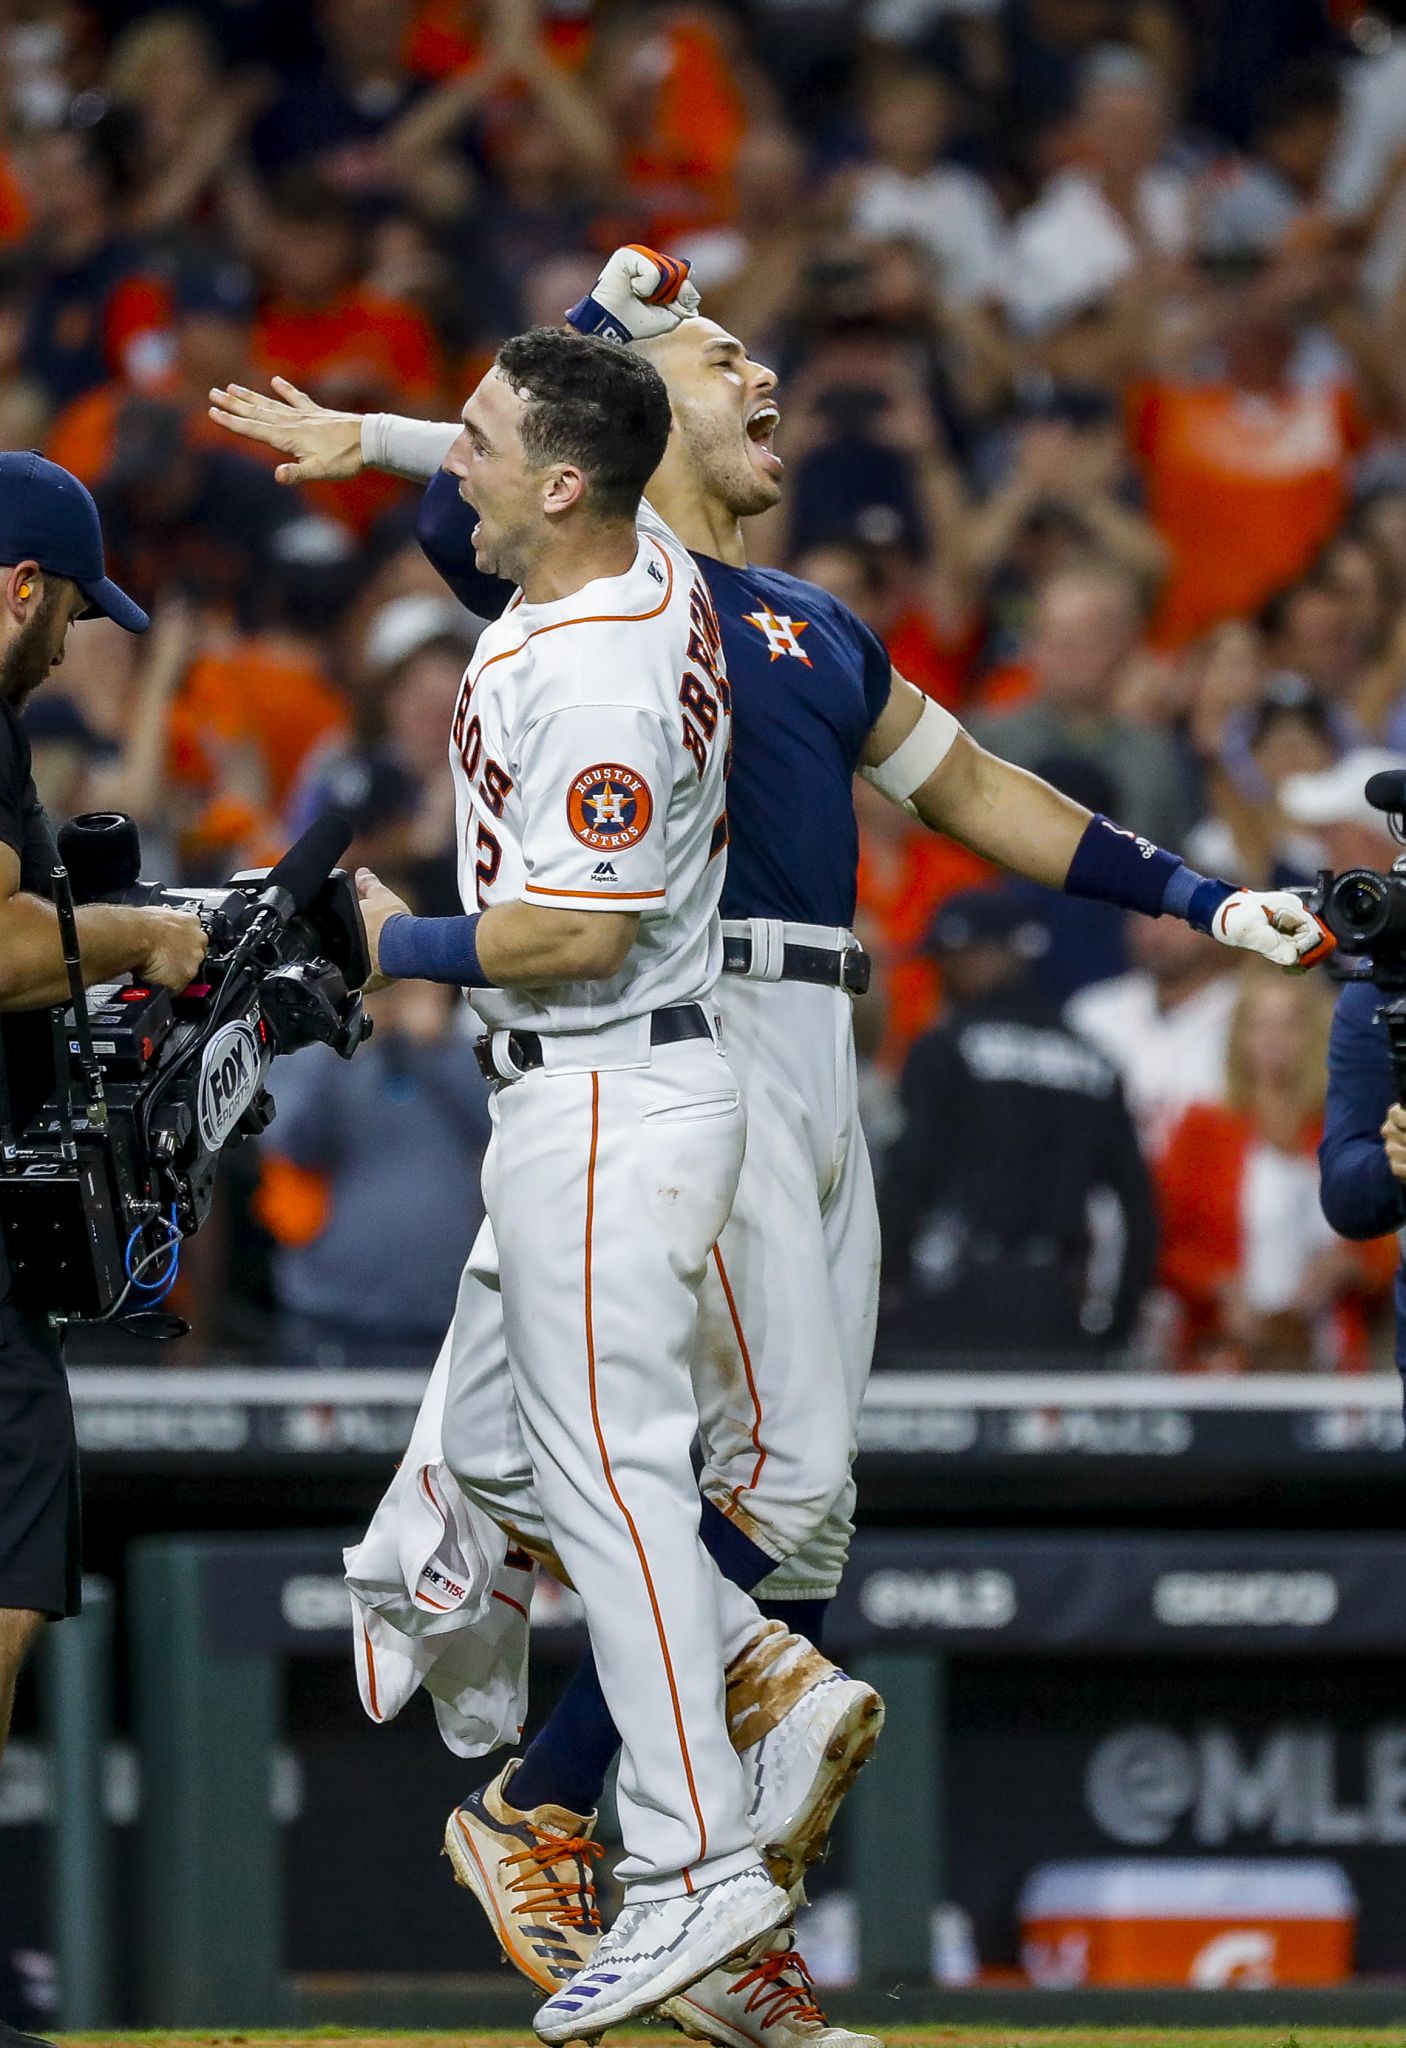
top-left (1381, 1104), bottom-right (1406, 1183)
top-left (132, 906), bottom-right (209, 991)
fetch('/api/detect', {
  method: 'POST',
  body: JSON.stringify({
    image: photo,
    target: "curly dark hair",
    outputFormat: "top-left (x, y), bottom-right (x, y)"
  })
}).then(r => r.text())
top-left (495, 327), bottom-right (672, 523)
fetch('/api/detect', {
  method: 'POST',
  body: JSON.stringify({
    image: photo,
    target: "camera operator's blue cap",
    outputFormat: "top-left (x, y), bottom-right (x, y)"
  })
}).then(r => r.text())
top-left (0, 451), bottom-right (148, 633)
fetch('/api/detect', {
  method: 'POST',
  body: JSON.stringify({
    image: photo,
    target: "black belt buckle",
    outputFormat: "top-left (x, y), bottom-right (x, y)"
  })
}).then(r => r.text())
top-left (841, 945), bottom-right (871, 996)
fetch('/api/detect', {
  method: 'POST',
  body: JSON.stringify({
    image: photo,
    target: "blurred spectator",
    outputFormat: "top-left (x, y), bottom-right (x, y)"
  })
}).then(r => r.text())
top-left (845, 60), bottom-right (1005, 307)
top-left (1130, 257), bottom-right (1387, 649)
top-left (1186, 675), bottom-right (1339, 891)
top-left (1200, 62), bottom-right (1342, 263)
top-left (962, 392), bottom-right (1168, 661)
top-left (1275, 742), bottom-right (1406, 876)
top-left (1156, 973), bottom-right (1394, 1372)
top-left (16, 120), bottom-right (171, 408)
top-left (47, 254), bottom-right (258, 485)
top-left (249, 172), bottom-right (443, 533)
top-left (879, 890), bottom-right (1155, 1362)
top-left (1003, 45), bottom-right (1189, 338)
top-left (106, 8), bottom-right (266, 239)
top-left (252, 0), bottom-right (429, 196)
top-left (968, 561), bottom-right (1196, 848)
top-left (287, 593), bottom-right (478, 914)
top-left (1066, 912), bottom-right (1239, 1158)
top-left (94, 396), bottom-right (335, 620)
top-left (257, 978), bottom-right (490, 1369)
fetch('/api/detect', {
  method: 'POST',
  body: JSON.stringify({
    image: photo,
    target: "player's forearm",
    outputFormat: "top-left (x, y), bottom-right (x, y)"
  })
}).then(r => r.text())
top-left (479, 901), bottom-right (639, 983)
top-left (0, 894), bottom-right (152, 1010)
top-left (914, 738), bottom-right (1089, 889)
top-left (378, 901), bottom-right (640, 987)
top-left (361, 414), bottom-right (460, 482)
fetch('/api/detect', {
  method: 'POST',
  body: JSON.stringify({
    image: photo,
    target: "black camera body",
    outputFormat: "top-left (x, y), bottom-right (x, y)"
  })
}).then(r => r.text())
top-left (1309, 769), bottom-right (1406, 1100)
top-left (0, 811), bottom-right (370, 1331)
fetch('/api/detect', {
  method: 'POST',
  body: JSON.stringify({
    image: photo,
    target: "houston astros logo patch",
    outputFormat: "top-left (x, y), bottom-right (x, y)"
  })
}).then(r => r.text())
top-left (567, 764), bottom-right (654, 850)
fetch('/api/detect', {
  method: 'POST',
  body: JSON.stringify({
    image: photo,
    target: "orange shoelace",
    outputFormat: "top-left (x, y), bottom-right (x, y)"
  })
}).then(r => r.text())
top-left (726, 1946), bottom-right (828, 2029)
top-left (503, 1827), bottom-right (604, 1933)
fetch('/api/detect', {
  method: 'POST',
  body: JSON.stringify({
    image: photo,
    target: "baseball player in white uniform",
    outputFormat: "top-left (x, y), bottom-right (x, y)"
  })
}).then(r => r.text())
top-left (351, 325), bottom-right (793, 2040)
top-left (210, 253), bottom-right (1333, 2048)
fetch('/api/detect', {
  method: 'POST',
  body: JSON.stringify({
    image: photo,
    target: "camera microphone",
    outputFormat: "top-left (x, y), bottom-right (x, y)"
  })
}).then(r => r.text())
top-left (255, 810), bottom-right (353, 922)
top-left (1365, 770), bottom-right (1406, 814)
top-left (56, 812), bottom-right (143, 902)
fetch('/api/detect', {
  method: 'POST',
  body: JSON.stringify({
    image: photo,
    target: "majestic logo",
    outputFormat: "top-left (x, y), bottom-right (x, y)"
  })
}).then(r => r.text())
top-left (743, 605), bottom-right (812, 665)
top-left (567, 764), bottom-right (653, 851)
top-left (197, 1018), bottom-right (262, 1150)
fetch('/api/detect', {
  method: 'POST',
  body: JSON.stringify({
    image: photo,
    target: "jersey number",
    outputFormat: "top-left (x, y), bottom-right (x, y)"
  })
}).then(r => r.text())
top-left (474, 823), bottom-right (501, 907)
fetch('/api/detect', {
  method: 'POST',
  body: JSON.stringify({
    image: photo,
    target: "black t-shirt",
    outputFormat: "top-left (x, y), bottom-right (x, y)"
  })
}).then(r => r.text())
top-left (0, 695), bottom-right (58, 1136)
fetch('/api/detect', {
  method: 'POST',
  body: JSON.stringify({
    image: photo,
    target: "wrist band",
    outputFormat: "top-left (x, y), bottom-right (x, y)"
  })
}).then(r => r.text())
top-left (361, 414), bottom-right (460, 482)
top-left (378, 911), bottom-right (491, 987)
top-left (1064, 814), bottom-right (1232, 929)
top-left (565, 293), bottom-right (632, 344)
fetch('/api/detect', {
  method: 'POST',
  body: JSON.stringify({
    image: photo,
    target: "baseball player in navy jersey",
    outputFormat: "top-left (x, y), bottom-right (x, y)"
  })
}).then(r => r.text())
top-left (211, 255), bottom-right (1332, 2048)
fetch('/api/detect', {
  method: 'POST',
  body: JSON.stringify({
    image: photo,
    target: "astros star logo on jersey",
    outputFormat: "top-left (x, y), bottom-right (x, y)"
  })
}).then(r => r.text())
top-left (567, 763), bottom-right (654, 851)
top-left (744, 605), bottom-right (812, 665)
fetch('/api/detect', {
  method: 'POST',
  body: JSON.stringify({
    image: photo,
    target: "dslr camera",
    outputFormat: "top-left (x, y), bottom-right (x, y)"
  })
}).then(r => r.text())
top-left (0, 809), bottom-right (370, 1334)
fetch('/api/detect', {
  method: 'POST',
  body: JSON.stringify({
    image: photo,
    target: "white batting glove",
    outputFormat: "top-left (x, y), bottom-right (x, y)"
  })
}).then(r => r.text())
top-left (1211, 889), bottom-right (1336, 971)
top-left (566, 244), bottom-right (701, 345)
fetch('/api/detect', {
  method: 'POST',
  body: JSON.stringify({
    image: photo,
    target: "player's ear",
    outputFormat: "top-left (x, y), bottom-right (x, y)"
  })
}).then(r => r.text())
top-left (4, 562), bottom-right (41, 622)
top-left (542, 464), bottom-right (588, 518)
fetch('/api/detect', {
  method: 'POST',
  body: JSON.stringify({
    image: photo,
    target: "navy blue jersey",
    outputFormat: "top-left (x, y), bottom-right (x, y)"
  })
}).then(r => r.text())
top-left (416, 473), bottom-right (892, 926)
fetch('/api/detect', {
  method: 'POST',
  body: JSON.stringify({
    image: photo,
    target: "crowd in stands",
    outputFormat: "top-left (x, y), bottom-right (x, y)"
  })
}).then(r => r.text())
top-left (14, 0), bottom-right (1406, 1371)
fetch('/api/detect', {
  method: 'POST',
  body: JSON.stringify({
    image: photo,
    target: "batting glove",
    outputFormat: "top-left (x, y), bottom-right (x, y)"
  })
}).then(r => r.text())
top-left (1211, 889), bottom-right (1336, 971)
top-left (566, 244), bottom-right (701, 345)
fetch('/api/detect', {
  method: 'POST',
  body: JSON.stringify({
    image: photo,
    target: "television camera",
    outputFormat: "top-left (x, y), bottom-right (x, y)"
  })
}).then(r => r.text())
top-left (1311, 767), bottom-right (1406, 1098)
top-left (0, 809), bottom-right (371, 1335)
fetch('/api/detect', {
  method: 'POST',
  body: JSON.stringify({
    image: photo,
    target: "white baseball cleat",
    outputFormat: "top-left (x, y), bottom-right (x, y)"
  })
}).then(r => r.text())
top-left (532, 1864), bottom-right (793, 2043)
top-left (662, 1932), bottom-right (881, 2048)
top-left (443, 1758), bottom-right (602, 1991)
top-left (726, 1623), bottom-right (885, 1891)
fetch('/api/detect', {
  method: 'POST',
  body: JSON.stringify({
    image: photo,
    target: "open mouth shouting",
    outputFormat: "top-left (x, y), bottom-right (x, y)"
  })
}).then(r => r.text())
top-left (746, 401), bottom-right (783, 478)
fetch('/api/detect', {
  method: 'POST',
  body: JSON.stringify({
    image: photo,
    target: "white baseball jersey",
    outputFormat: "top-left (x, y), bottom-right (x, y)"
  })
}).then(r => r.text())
top-left (448, 522), bottom-right (730, 1035)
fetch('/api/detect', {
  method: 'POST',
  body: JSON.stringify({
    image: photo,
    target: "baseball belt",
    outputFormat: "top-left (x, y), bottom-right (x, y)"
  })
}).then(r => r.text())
top-left (722, 933), bottom-right (872, 995)
top-left (475, 1002), bottom-right (713, 1084)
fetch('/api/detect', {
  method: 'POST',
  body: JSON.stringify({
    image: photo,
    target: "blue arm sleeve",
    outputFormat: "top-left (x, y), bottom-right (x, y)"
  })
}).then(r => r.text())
top-left (415, 470), bottom-right (516, 619)
top-left (1319, 980), bottom-right (1406, 1240)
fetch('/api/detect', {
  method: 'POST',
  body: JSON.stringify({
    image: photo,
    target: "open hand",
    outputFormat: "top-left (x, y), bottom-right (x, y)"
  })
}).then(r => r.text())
top-left (208, 376), bottom-right (365, 484)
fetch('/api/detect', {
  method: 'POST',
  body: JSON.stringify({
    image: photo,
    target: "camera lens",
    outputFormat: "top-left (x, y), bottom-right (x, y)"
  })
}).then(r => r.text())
top-left (1327, 868), bottom-right (1406, 947)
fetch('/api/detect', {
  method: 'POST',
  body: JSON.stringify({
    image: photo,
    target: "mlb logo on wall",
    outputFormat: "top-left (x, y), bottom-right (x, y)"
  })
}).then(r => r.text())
top-left (567, 764), bottom-right (654, 851)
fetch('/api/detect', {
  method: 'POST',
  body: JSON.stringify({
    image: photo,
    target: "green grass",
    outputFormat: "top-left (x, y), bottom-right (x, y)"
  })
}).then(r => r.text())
top-left (53, 2029), bottom-right (1406, 2047)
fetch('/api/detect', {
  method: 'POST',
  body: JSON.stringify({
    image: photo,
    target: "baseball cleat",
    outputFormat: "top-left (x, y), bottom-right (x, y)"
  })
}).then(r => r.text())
top-left (533, 1864), bottom-right (793, 2043)
top-left (443, 1757), bottom-right (602, 1990)
top-left (726, 1623), bottom-right (885, 1890)
top-left (662, 1932), bottom-right (880, 2048)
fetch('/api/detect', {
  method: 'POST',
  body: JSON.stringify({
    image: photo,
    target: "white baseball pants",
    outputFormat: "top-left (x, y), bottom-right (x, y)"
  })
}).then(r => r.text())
top-left (697, 951), bottom-right (880, 1602)
top-left (441, 1034), bottom-right (765, 1899)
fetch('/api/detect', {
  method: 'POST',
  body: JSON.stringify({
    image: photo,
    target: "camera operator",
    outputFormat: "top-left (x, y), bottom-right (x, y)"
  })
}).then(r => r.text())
top-left (0, 453), bottom-right (206, 1973)
top-left (1295, 757), bottom-right (1406, 1387)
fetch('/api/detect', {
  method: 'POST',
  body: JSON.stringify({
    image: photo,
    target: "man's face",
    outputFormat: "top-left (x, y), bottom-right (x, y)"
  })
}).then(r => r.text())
top-left (1030, 576), bottom-right (1139, 710)
top-left (1, 578), bottom-right (84, 711)
top-left (643, 320), bottom-right (782, 519)
top-left (444, 367), bottom-right (552, 583)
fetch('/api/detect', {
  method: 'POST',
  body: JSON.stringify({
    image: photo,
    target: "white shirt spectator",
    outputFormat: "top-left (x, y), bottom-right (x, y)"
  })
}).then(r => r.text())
top-left (1004, 167), bottom-right (1190, 334)
top-left (1065, 968), bottom-right (1237, 1158)
top-left (851, 161), bottom-right (1005, 303)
